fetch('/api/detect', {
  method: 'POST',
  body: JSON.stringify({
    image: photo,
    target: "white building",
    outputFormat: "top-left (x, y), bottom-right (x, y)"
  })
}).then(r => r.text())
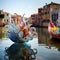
top-left (50, 7), bottom-right (60, 26)
top-left (57, 8), bottom-right (60, 26)
top-left (4, 12), bottom-right (11, 24)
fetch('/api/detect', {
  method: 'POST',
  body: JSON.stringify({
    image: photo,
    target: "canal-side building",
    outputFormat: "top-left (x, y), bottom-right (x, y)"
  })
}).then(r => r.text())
top-left (38, 2), bottom-right (60, 26)
top-left (52, 8), bottom-right (60, 26)
top-left (11, 13), bottom-right (22, 25)
top-left (0, 10), bottom-right (11, 25)
top-left (30, 14), bottom-right (38, 26)
top-left (51, 8), bottom-right (60, 20)
top-left (4, 12), bottom-right (11, 24)
top-left (0, 10), bottom-right (5, 25)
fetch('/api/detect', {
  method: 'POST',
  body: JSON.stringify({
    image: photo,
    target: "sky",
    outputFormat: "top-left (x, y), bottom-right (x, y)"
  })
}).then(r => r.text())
top-left (0, 0), bottom-right (60, 17)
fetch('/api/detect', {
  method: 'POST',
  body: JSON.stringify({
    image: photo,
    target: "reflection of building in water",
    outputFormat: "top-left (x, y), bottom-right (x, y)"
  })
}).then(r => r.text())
top-left (37, 28), bottom-right (60, 51)
top-left (0, 27), bottom-right (6, 38)
top-left (47, 39), bottom-right (60, 51)
top-left (37, 27), bottom-right (50, 44)
top-left (5, 43), bottom-right (37, 60)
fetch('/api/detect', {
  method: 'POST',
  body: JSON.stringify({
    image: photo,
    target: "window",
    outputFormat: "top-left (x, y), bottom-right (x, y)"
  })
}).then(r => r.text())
top-left (0, 14), bottom-right (4, 18)
top-left (7, 19), bottom-right (9, 22)
top-left (45, 12), bottom-right (47, 14)
top-left (52, 13), bottom-right (58, 21)
top-left (7, 13), bottom-right (9, 16)
top-left (48, 11), bottom-right (49, 14)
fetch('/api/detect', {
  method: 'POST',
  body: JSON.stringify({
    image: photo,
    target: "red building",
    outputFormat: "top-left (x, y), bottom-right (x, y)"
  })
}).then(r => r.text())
top-left (30, 14), bottom-right (38, 26)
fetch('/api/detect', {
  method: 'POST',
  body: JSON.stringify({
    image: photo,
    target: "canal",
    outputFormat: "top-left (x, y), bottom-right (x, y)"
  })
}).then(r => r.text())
top-left (0, 27), bottom-right (60, 60)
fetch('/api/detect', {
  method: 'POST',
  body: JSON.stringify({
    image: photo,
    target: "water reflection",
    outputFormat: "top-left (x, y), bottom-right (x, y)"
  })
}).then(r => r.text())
top-left (37, 28), bottom-right (50, 44)
top-left (37, 28), bottom-right (60, 51)
top-left (4, 43), bottom-right (37, 60)
top-left (0, 27), bottom-right (6, 38)
top-left (0, 27), bottom-right (60, 60)
top-left (36, 28), bottom-right (60, 60)
top-left (48, 39), bottom-right (60, 51)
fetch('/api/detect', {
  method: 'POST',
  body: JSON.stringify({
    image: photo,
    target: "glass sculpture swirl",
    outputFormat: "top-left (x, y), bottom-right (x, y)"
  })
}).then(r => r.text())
top-left (5, 17), bottom-right (37, 43)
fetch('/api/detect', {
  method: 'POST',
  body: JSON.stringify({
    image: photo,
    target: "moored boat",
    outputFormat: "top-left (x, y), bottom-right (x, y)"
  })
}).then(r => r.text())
top-left (48, 20), bottom-right (60, 39)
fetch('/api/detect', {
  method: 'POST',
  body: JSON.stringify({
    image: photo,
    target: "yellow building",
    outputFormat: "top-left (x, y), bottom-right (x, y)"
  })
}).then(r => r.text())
top-left (0, 10), bottom-right (11, 25)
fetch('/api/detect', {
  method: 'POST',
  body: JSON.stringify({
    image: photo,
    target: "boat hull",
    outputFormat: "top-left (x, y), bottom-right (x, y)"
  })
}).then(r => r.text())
top-left (50, 32), bottom-right (60, 39)
top-left (48, 20), bottom-right (60, 39)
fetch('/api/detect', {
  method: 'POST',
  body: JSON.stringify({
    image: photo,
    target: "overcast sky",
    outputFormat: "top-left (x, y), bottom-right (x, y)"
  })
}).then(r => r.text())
top-left (0, 0), bottom-right (60, 17)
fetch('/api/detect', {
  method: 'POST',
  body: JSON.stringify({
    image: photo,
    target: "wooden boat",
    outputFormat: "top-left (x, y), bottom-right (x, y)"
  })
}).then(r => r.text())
top-left (48, 20), bottom-right (60, 39)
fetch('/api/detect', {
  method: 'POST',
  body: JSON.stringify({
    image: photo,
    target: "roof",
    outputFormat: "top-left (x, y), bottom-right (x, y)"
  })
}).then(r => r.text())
top-left (43, 2), bottom-right (60, 8)
top-left (48, 2), bottom-right (60, 6)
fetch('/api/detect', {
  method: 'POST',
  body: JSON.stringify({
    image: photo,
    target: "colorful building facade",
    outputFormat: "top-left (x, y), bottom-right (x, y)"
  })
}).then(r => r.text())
top-left (38, 2), bottom-right (60, 21)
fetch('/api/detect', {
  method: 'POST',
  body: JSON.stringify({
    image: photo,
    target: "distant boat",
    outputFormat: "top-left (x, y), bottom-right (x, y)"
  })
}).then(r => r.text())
top-left (48, 20), bottom-right (60, 39)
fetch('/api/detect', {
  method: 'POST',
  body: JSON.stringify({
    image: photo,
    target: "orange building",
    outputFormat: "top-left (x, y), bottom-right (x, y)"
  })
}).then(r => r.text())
top-left (11, 13), bottom-right (22, 25)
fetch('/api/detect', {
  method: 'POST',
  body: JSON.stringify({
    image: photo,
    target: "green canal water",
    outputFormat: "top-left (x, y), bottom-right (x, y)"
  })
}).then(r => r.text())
top-left (0, 27), bottom-right (6, 38)
top-left (0, 27), bottom-right (60, 60)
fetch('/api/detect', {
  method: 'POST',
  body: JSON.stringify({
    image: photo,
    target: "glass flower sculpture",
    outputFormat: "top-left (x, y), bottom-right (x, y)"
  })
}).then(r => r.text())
top-left (5, 16), bottom-right (37, 43)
